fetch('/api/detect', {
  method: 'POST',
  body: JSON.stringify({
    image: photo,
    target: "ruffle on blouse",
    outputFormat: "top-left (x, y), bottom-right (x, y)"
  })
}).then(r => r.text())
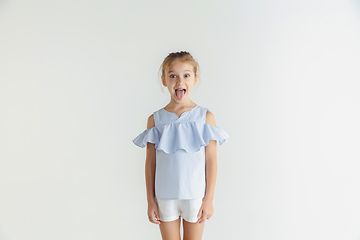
top-left (132, 126), bottom-right (160, 148)
top-left (132, 122), bottom-right (229, 154)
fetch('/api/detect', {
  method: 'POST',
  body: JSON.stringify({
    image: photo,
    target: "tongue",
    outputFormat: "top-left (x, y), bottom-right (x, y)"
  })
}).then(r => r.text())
top-left (176, 89), bottom-right (185, 100)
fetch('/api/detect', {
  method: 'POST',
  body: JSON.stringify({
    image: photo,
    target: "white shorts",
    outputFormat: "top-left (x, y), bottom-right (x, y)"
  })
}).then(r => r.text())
top-left (155, 198), bottom-right (204, 223)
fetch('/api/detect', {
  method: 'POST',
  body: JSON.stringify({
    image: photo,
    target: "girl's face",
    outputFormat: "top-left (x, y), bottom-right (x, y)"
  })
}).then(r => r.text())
top-left (161, 60), bottom-right (198, 104)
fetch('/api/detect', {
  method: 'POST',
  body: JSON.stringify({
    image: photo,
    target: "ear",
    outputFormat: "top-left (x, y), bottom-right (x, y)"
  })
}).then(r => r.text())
top-left (161, 76), bottom-right (167, 87)
top-left (194, 74), bottom-right (198, 85)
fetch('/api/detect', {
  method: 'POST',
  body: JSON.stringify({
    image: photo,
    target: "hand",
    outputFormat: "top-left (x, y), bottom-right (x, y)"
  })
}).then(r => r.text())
top-left (197, 198), bottom-right (214, 223)
top-left (148, 200), bottom-right (161, 224)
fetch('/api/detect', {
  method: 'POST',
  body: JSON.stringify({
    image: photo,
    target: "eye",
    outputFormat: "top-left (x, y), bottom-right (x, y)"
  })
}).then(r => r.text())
top-left (184, 74), bottom-right (190, 78)
top-left (169, 74), bottom-right (176, 78)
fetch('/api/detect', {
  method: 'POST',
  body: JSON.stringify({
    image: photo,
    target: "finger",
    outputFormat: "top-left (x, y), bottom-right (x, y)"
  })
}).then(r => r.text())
top-left (198, 214), bottom-right (207, 224)
top-left (198, 211), bottom-right (207, 223)
top-left (151, 216), bottom-right (160, 224)
top-left (155, 211), bottom-right (161, 224)
top-left (149, 211), bottom-right (161, 224)
top-left (197, 208), bottom-right (203, 219)
top-left (153, 213), bottom-right (161, 224)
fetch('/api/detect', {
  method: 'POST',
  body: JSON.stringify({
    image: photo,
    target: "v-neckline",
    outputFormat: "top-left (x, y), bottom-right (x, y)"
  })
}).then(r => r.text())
top-left (163, 105), bottom-right (198, 118)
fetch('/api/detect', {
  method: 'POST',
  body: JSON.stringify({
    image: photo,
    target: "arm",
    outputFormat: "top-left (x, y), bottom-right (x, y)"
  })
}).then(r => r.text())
top-left (145, 114), bottom-right (161, 224)
top-left (145, 114), bottom-right (156, 204)
top-left (204, 110), bottom-right (217, 202)
top-left (197, 110), bottom-right (217, 223)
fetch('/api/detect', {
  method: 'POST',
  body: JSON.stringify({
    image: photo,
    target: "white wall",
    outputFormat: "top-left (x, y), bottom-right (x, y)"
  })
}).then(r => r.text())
top-left (1, 0), bottom-right (359, 239)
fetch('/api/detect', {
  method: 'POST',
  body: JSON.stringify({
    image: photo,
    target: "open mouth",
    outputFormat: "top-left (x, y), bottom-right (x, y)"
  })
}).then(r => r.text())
top-left (175, 89), bottom-right (186, 100)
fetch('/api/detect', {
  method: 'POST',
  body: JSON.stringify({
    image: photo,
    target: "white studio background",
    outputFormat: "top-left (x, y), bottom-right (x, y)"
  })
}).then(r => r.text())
top-left (1, 0), bottom-right (360, 240)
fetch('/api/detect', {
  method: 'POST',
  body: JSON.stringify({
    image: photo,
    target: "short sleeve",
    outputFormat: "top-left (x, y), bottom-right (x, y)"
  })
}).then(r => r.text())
top-left (202, 123), bottom-right (229, 145)
top-left (132, 127), bottom-right (159, 148)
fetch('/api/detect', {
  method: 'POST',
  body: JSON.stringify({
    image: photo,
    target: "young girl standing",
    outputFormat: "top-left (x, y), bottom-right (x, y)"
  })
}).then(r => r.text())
top-left (133, 51), bottom-right (229, 240)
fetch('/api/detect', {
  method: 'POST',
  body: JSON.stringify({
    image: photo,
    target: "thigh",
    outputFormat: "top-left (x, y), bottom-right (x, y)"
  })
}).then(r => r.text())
top-left (182, 218), bottom-right (205, 240)
top-left (159, 217), bottom-right (181, 240)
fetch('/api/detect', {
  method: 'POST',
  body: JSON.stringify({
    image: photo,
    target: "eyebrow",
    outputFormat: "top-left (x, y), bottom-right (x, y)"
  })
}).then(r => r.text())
top-left (168, 70), bottom-right (192, 73)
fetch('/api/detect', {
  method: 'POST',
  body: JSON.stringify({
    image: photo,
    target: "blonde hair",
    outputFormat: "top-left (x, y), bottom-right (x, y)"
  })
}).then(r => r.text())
top-left (158, 51), bottom-right (201, 93)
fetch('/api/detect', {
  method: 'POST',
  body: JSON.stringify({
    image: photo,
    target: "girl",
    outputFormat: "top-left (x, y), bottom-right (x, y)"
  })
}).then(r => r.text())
top-left (133, 51), bottom-right (229, 240)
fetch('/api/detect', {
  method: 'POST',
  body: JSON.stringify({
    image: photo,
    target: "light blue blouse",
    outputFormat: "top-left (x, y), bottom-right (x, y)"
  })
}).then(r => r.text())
top-left (132, 105), bottom-right (229, 200)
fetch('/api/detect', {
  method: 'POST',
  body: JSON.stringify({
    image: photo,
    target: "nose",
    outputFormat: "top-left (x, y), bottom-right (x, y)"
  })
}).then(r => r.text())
top-left (177, 76), bottom-right (185, 84)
